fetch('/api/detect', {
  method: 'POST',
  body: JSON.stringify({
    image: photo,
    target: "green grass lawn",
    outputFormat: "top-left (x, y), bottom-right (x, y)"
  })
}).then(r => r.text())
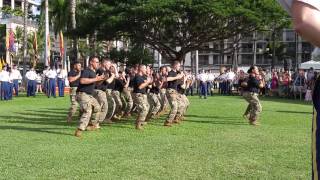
top-left (0, 94), bottom-right (313, 179)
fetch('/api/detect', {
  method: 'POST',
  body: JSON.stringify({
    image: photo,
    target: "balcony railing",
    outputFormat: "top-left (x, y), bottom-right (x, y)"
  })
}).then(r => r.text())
top-left (0, 12), bottom-right (38, 28)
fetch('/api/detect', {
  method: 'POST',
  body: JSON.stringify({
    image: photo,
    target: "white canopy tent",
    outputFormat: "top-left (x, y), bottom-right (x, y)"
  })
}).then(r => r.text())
top-left (299, 60), bottom-right (320, 70)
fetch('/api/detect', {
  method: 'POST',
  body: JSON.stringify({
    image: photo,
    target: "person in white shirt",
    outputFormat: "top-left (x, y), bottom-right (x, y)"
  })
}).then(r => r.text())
top-left (45, 66), bottom-right (57, 98)
top-left (226, 68), bottom-right (236, 95)
top-left (56, 64), bottom-right (68, 97)
top-left (0, 66), bottom-right (10, 100)
top-left (36, 73), bottom-right (43, 93)
top-left (197, 69), bottom-right (208, 99)
top-left (10, 65), bottom-right (22, 96)
top-left (216, 69), bottom-right (227, 95)
top-left (25, 67), bottom-right (38, 97)
top-left (207, 71), bottom-right (215, 96)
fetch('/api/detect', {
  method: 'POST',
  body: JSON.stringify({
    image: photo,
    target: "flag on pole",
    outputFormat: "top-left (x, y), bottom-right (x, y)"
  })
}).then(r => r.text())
top-left (59, 30), bottom-right (64, 58)
top-left (0, 57), bottom-right (3, 70)
top-left (33, 31), bottom-right (38, 54)
top-left (8, 29), bottom-right (15, 52)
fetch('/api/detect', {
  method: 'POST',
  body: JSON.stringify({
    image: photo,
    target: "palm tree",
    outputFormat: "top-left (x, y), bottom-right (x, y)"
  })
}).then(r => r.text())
top-left (22, 0), bottom-right (28, 77)
top-left (70, 0), bottom-right (78, 61)
top-left (49, 0), bottom-right (69, 35)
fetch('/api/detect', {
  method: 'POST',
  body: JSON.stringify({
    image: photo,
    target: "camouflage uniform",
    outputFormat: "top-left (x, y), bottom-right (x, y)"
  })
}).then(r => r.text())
top-left (134, 93), bottom-right (150, 124)
top-left (122, 87), bottom-right (133, 114)
top-left (112, 90), bottom-right (123, 116)
top-left (105, 89), bottom-right (116, 120)
top-left (147, 92), bottom-right (161, 118)
top-left (243, 92), bottom-right (262, 122)
top-left (93, 89), bottom-right (108, 123)
top-left (76, 92), bottom-right (101, 131)
top-left (160, 88), bottom-right (168, 112)
top-left (67, 87), bottom-right (78, 119)
top-left (166, 88), bottom-right (179, 123)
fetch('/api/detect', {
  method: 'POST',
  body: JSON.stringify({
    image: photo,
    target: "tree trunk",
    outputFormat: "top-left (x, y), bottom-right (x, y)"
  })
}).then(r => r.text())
top-left (70, 0), bottom-right (78, 62)
top-left (271, 31), bottom-right (276, 69)
top-left (22, 0), bottom-right (28, 79)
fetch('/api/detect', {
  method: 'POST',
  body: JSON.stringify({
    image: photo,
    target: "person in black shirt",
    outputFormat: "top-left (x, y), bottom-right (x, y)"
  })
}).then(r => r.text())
top-left (132, 64), bottom-right (152, 130)
top-left (242, 65), bottom-right (264, 126)
top-left (147, 71), bottom-right (162, 121)
top-left (164, 61), bottom-right (184, 127)
top-left (122, 68), bottom-right (134, 117)
top-left (175, 71), bottom-right (190, 123)
top-left (67, 61), bottom-right (81, 123)
top-left (95, 59), bottom-right (115, 124)
top-left (112, 71), bottom-right (126, 118)
top-left (105, 61), bottom-right (118, 121)
top-left (74, 56), bottom-right (105, 138)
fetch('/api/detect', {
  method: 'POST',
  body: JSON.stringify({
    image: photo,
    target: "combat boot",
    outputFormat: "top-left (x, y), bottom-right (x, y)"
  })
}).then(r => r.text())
top-left (86, 125), bottom-right (99, 131)
top-left (249, 118), bottom-right (259, 126)
top-left (104, 119), bottom-right (114, 124)
top-left (74, 128), bottom-right (83, 138)
top-left (135, 122), bottom-right (144, 130)
top-left (66, 116), bottom-right (72, 123)
top-left (164, 121), bottom-right (173, 127)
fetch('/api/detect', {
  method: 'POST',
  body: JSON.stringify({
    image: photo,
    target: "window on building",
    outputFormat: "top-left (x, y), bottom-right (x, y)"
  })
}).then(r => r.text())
top-left (241, 43), bottom-right (253, 53)
top-left (199, 55), bottom-right (209, 66)
top-left (284, 29), bottom-right (295, 42)
top-left (212, 55), bottom-right (220, 65)
top-left (241, 54), bottom-right (253, 65)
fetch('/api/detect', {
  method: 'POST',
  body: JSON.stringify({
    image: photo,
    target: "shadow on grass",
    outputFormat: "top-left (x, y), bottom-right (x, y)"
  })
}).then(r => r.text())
top-left (184, 114), bottom-right (247, 125)
top-left (0, 125), bottom-right (72, 136)
top-left (275, 110), bottom-right (312, 114)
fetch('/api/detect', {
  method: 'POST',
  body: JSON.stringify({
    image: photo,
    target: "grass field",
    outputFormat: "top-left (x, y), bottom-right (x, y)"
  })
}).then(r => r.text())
top-left (0, 94), bottom-right (313, 179)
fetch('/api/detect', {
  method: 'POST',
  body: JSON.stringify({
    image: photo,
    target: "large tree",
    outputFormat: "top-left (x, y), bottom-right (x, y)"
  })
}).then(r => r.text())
top-left (77, 0), bottom-right (289, 63)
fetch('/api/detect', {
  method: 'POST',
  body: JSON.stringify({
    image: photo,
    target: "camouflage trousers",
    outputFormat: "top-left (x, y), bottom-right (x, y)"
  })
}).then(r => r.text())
top-left (148, 93), bottom-right (161, 117)
top-left (76, 92), bottom-right (101, 131)
top-left (177, 94), bottom-right (189, 118)
top-left (122, 87), bottom-right (133, 114)
top-left (160, 88), bottom-right (168, 112)
top-left (133, 93), bottom-right (150, 123)
top-left (166, 89), bottom-right (179, 123)
top-left (243, 92), bottom-right (262, 121)
top-left (105, 89), bottom-right (116, 120)
top-left (93, 89), bottom-right (108, 123)
top-left (112, 90), bottom-right (123, 116)
top-left (67, 87), bottom-right (78, 119)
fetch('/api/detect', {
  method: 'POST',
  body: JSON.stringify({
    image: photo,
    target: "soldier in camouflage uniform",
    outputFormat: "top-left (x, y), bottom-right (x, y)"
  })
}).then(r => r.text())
top-left (159, 66), bottom-right (168, 115)
top-left (164, 61), bottom-right (184, 127)
top-left (122, 68), bottom-right (134, 117)
top-left (147, 71), bottom-right (162, 120)
top-left (74, 56), bottom-right (105, 137)
top-left (95, 59), bottom-right (116, 124)
top-left (132, 64), bottom-right (152, 130)
top-left (242, 66), bottom-right (264, 126)
top-left (104, 61), bottom-right (117, 121)
top-left (67, 61), bottom-right (81, 123)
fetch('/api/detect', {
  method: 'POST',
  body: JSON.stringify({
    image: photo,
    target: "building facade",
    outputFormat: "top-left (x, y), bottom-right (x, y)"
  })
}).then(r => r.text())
top-left (0, 0), bottom-right (40, 65)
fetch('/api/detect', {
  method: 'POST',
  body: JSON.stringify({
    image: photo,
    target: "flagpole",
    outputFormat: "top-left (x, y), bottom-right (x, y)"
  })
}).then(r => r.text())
top-left (45, 0), bottom-right (49, 66)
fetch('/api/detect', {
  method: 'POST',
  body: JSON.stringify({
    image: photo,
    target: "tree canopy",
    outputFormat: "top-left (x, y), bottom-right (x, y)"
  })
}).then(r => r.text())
top-left (75, 0), bottom-right (289, 62)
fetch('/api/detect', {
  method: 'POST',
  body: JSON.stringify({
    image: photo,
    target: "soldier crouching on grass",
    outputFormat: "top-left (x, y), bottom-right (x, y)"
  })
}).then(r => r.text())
top-left (74, 56), bottom-right (106, 138)
top-left (241, 66), bottom-right (264, 126)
